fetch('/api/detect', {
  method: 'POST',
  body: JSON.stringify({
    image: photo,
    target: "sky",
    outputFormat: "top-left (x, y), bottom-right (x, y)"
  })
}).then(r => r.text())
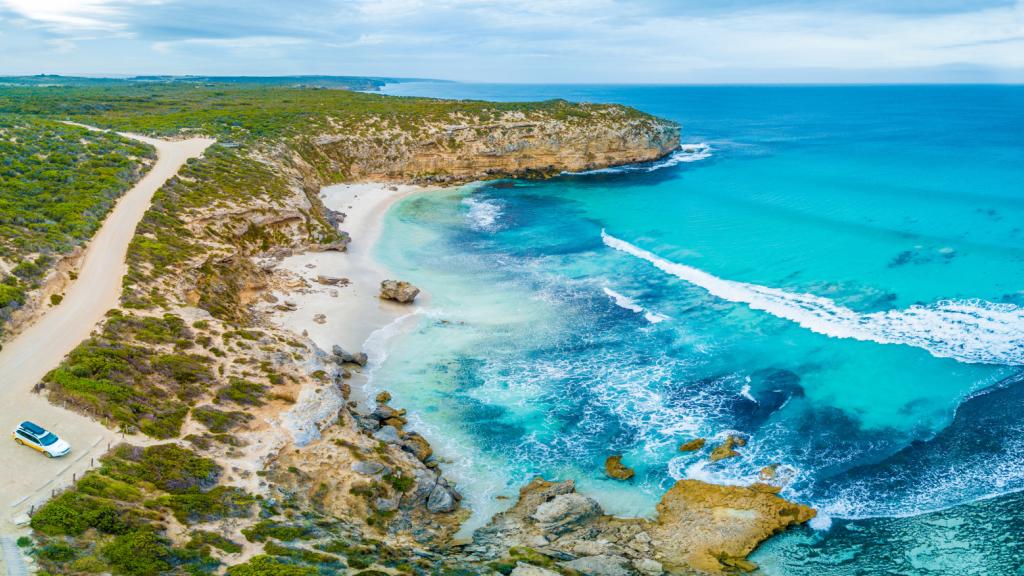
top-left (0, 0), bottom-right (1022, 83)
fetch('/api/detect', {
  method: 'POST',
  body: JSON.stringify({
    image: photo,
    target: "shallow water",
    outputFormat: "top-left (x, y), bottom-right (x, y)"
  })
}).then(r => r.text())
top-left (371, 84), bottom-right (1024, 569)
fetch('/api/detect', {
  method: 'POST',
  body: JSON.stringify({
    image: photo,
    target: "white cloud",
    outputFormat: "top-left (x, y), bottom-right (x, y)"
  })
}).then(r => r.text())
top-left (153, 35), bottom-right (308, 54)
top-left (0, 0), bottom-right (162, 32)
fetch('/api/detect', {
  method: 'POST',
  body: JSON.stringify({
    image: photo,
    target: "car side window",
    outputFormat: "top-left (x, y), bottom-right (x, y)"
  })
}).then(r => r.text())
top-left (17, 430), bottom-right (36, 443)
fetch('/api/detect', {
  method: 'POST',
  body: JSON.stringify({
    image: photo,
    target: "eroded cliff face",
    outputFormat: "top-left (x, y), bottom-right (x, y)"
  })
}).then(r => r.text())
top-left (295, 106), bottom-right (680, 183)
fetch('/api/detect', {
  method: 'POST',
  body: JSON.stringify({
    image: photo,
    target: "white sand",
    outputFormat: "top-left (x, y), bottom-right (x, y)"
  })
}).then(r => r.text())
top-left (267, 183), bottom-right (436, 395)
top-left (0, 130), bottom-right (213, 531)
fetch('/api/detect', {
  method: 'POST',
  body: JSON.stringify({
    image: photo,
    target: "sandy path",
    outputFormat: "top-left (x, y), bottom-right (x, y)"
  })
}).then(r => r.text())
top-left (0, 130), bottom-right (213, 532)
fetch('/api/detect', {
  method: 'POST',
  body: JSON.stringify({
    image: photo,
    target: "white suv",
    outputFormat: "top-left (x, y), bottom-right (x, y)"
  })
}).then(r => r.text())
top-left (13, 421), bottom-right (71, 458)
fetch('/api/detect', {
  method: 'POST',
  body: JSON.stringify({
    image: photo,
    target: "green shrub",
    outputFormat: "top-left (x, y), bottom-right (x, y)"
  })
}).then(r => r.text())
top-left (241, 521), bottom-right (312, 543)
top-left (216, 377), bottom-right (266, 406)
top-left (38, 542), bottom-right (78, 563)
top-left (192, 405), bottom-right (252, 433)
top-left (30, 491), bottom-right (128, 536)
top-left (187, 530), bottom-right (243, 554)
top-left (100, 530), bottom-right (172, 576)
top-left (161, 486), bottom-right (255, 524)
top-left (226, 555), bottom-right (316, 576)
top-left (102, 443), bottom-right (220, 494)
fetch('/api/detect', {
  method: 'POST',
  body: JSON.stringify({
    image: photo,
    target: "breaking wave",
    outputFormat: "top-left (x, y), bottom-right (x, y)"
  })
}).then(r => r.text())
top-left (602, 231), bottom-right (1024, 365)
top-left (566, 143), bottom-right (712, 175)
top-left (462, 196), bottom-right (503, 232)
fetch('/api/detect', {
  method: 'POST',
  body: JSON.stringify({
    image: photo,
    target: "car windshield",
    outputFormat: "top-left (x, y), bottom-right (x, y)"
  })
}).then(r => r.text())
top-left (38, 432), bottom-right (58, 446)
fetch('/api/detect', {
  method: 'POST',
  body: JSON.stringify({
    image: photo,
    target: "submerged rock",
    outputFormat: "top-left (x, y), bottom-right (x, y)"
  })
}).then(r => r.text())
top-left (380, 279), bottom-right (420, 303)
top-left (604, 455), bottom-right (636, 480)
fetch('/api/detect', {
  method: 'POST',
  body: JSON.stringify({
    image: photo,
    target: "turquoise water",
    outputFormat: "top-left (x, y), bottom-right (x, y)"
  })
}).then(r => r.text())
top-left (372, 84), bottom-right (1024, 572)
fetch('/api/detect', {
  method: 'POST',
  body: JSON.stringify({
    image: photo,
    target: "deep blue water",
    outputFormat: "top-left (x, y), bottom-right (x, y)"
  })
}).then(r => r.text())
top-left (372, 83), bottom-right (1024, 573)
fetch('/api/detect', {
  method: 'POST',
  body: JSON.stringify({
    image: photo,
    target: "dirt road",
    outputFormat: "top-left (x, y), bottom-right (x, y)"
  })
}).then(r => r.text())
top-left (0, 130), bottom-right (213, 532)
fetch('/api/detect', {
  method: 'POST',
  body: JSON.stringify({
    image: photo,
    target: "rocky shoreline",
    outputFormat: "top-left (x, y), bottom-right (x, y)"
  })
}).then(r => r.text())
top-left (242, 177), bottom-right (818, 574)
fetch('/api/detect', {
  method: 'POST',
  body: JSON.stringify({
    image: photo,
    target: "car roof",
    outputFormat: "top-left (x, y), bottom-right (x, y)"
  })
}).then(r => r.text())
top-left (19, 421), bottom-right (47, 435)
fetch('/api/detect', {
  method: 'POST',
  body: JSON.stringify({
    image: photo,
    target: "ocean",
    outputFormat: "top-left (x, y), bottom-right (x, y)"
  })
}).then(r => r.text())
top-left (371, 83), bottom-right (1024, 574)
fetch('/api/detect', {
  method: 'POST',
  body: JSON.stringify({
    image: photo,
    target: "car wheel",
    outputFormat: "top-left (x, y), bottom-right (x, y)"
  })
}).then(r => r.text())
top-left (45, 452), bottom-right (53, 458)
top-left (15, 439), bottom-right (23, 445)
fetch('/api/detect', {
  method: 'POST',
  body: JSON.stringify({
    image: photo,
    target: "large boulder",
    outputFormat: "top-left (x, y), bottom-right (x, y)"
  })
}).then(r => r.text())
top-left (426, 483), bottom-right (458, 513)
top-left (380, 280), bottom-right (420, 303)
top-left (561, 555), bottom-right (633, 576)
top-left (331, 344), bottom-right (367, 366)
top-left (402, 432), bottom-right (433, 462)
top-left (531, 493), bottom-right (602, 535)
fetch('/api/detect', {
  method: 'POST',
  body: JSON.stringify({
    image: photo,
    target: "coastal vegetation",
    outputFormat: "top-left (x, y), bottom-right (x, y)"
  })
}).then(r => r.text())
top-left (0, 114), bottom-right (153, 334)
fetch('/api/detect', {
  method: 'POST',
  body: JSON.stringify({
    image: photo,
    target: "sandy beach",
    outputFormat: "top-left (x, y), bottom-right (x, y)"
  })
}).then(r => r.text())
top-left (265, 182), bottom-right (438, 399)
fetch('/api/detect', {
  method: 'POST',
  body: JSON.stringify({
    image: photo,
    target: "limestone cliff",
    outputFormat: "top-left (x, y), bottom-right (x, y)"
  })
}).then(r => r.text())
top-left (292, 102), bottom-right (680, 184)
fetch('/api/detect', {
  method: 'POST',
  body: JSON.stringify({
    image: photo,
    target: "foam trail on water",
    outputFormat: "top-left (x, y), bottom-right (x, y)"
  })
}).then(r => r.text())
top-left (602, 231), bottom-right (1024, 365)
top-left (603, 286), bottom-right (670, 324)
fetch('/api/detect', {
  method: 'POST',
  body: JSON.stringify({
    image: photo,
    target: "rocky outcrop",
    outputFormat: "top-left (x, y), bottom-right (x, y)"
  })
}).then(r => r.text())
top-left (709, 434), bottom-right (746, 462)
top-left (651, 480), bottom-right (815, 573)
top-left (605, 455), bottom-right (636, 480)
top-left (468, 477), bottom-right (815, 575)
top-left (678, 438), bottom-right (706, 452)
top-left (380, 279), bottom-right (420, 303)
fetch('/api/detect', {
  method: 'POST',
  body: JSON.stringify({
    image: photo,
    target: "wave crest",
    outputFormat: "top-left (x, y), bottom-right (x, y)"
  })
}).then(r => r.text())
top-left (602, 231), bottom-right (1024, 365)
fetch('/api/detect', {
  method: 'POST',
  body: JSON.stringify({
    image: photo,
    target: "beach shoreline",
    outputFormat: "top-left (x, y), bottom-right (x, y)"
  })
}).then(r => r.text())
top-left (264, 182), bottom-right (440, 403)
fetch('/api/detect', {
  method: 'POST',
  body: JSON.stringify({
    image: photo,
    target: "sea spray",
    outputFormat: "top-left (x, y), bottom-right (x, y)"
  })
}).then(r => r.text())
top-left (602, 231), bottom-right (1024, 366)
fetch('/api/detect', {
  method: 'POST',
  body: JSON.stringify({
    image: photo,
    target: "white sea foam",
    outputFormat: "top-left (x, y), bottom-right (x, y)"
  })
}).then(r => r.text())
top-left (360, 309), bottom-right (425, 403)
top-left (603, 286), bottom-right (670, 325)
top-left (602, 231), bottom-right (1024, 366)
top-left (808, 513), bottom-right (833, 531)
top-left (566, 143), bottom-right (712, 175)
top-left (462, 196), bottom-right (503, 232)
top-left (603, 287), bottom-right (645, 313)
top-left (740, 381), bottom-right (758, 403)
